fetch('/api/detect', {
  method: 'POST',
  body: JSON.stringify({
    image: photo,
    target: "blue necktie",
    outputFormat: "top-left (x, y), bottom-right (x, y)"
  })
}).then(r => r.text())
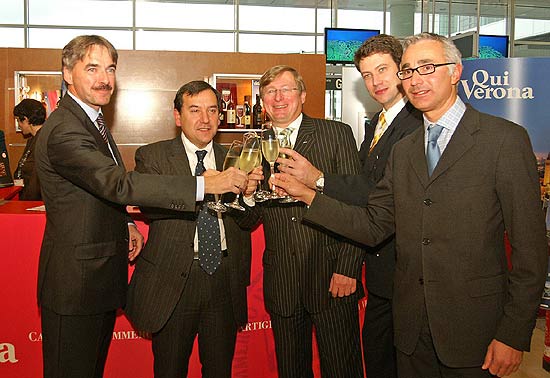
top-left (195, 150), bottom-right (222, 275)
top-left (426, 124), bottom-right (444, 176)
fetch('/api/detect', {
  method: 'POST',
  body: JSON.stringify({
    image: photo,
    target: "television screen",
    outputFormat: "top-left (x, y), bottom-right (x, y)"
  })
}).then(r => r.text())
top-left (479, 35), bottom-right (509, 58)
top-left (325, 28), bottom-right (380, 64)
top-left (451, 31), bottom-right (478, 59)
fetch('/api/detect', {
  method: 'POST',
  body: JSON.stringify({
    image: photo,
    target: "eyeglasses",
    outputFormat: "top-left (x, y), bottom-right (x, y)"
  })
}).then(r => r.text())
top-left (263, 87), bottom-right (299, 98)
top-left (396, 62), bottom-right (456, 80)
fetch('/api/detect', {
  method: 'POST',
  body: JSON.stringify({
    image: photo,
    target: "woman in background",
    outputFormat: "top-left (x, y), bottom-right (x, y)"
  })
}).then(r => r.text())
top-left (13, 98), bottom-right (46, 200)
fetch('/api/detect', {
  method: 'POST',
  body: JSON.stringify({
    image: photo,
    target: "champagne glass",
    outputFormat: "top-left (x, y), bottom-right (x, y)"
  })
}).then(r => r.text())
top-left (207, 140), bottom-right (242, 212)
top-left (260, 124), bottom-right (285, 200)
top-left (225, 134), bottom-right (261, 211)
top-left (254, 125), bottom-right (273, 202)
top-left (277, 128), bottom-right (299, 203)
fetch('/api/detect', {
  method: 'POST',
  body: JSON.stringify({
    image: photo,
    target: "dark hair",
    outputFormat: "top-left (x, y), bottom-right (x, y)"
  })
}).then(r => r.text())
top-left (353, 34), bottom-right (403, 71)
top-left (173, 81), bottom-right (221, 111)
top-left (259, 65), bottom-right (306, 97)
top-left (62, 35), bottom-right (118, 71)
top-left (13, 99), bottom-right (46, 125)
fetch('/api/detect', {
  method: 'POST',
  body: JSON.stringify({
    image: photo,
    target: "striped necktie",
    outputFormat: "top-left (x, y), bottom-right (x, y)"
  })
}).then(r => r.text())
top-left (369, 111), bottom-right (387, 154)
top-left (96, 114), bottom-right (109, 144)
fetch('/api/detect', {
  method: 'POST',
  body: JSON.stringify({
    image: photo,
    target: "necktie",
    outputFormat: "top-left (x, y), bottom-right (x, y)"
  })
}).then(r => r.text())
top-left (278, 127), bottom-right (293, 148)
top-left (96, 114), bottom-right (109, 143)
top-left (426, 124), bottom-right (444, 176)
top-left (369, 111), bottom-right (388, 154)
top-left (195, 150), bottom-right (222, 275)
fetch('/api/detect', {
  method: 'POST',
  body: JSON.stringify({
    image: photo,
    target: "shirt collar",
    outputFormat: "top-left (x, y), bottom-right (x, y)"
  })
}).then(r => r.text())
top-left (423, 96), bottom-right (466, 132)
top-left (382, 97), bottom-right (407, 126)
top-left (67, 91), bottom-right (102, 123)
top-left (273, 113), bottom-right (303, 135)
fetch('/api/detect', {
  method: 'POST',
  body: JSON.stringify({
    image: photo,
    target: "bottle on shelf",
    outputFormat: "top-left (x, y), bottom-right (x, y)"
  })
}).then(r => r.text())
top-left (253, 94), bottom-right (263, 128)
top-left (243, 96), bottom-right (252, 129)
top-left (226, 95), bottom-right (236, 129)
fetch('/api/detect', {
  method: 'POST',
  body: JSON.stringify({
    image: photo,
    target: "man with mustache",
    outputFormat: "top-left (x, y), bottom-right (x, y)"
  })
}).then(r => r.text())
top-left (35, 35), bottom-right (247, 378)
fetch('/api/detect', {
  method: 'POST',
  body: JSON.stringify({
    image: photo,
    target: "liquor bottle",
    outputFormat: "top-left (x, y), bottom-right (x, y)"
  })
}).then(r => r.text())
top-left (252, 94), bottom-right (263, 128)
top-left (226, 95), bottom-right (236, 129)
top-left (243, 96), bottom-right (252, 129)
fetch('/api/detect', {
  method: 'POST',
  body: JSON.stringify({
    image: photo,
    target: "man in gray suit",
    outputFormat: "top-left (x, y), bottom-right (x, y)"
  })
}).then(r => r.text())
top-left (277, 35), bottom-right (422, 378)
top-left (273, 33), bottom-right (547, 378)
top-left (249, 65), bottom-right (364, 377)
top-left (35, 36), bottom-right (247, 378)
top-left (125, 81), bottom-right (257, 378)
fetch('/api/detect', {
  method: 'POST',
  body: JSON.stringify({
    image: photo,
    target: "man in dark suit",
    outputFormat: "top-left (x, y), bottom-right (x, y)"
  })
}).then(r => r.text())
top-left (35, 35), bottom-right (247, 378)
top-left (125, 81), bottom-right (257, 378)
top-left (249, 65), bottom-right (364, 377)
top-left (278, 35), bottom-right (422, 378)
top-left (273, 33), bottom-right (547, 378)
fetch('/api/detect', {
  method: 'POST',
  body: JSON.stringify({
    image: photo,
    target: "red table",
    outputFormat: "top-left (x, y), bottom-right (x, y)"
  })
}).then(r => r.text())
top-left (0, 201), bottom-right (289, 378)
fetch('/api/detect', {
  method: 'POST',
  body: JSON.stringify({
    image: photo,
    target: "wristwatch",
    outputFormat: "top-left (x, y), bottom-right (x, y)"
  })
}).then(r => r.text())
top-left (315, 172), bottom-right (324, 193)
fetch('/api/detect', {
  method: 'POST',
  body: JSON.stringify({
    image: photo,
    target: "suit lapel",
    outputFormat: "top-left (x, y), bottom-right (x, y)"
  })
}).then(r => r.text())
top-left (213, 143), bottom-right (226, 171)
top-left (168, 137), bottom-right (192, 176)
top-left (408, 106), bottom-right (479, 186)
top-left (408, 127), bottom-right (431, 188)
top-left (429, 107), bottom-right (478, 181)
top-left (294, 114), bottom-right (316, 156)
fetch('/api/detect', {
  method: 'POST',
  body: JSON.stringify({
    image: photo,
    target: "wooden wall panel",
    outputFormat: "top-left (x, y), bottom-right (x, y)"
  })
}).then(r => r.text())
top-left (1, 48), bottom-right (325, 170)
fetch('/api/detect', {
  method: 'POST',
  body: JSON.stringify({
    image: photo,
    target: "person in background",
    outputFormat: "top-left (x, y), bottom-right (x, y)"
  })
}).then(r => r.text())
top-left (35, 35), bottom-right (247, 378)
top-left (13, 98), bottom-right (46, 200)
top-left (277, 34), bottom-right (422, 378)
top-left (272, 33), bottom-right (547, 378)
top-left (125, 80), bottom-right (258, 378)
top-left (246, 65), bottom-right (364, 378)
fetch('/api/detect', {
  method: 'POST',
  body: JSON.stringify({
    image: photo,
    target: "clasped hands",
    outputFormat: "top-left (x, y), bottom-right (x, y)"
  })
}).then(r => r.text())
top-left (269, 147), bottom-right (318, 206)
top-left (203, 166), bottom-right (263, 197)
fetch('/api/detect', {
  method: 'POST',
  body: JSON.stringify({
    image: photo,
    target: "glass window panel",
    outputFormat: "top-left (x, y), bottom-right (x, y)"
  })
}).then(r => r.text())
top-left (515, 5), bottom-right (550, 40)
top-left (240, 5), bottom-right (315, 33)
top-left (28, 28), bottom-right (133, 49)
top-left (337, 9), bottom-right (384, 32)
top-left (0, 28), bottom-right (24, 47)
top-left (317, 8), bottom-right (331, 34)
top-left (387, 0), bottom-right (419, 36)
top-left (136, 31), bottom-right (234, 52)
top-left (28, 0), bottom-right (132, 27)
top-left (136, 1), bottom-right (234, 30)
top-left (239, 34), bottom-right (315, 54)
top-left (0, 0), bottom-right (24, 24)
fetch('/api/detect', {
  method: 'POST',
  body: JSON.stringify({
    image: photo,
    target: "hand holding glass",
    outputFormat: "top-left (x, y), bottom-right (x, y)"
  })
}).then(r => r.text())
top-left (225, 135), bottom-right (261, 211)
top-left (207, 140), bottom-right (242, 213)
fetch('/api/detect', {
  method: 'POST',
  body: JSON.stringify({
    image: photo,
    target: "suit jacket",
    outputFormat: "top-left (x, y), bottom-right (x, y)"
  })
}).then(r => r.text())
top-left (324, 101), bottom-right (422, 298)
top-left (35, 95), bottom-right (197, 316)
top-left (304, 105), bottom-right (547, 366)
top-left (125, 138), bottom-right (255, 332)
top-left (257, 114), bottom-right (364, 317)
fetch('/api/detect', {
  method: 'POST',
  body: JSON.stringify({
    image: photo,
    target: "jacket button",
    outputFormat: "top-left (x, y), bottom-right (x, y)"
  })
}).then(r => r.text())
top-left (422, 238), bottom-right (431, 245)
top-left (291, 216), bottom-right (297, 222)
top-left (423, 199), bottom-right (433, 206)
top-left (419, 277), bottom-right (424, 285)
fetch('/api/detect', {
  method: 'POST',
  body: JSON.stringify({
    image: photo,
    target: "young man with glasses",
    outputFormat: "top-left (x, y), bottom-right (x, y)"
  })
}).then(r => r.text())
top-left (246, 65), bottom-right (365, 377)
top-left (272, 33), bottom-right (547, 378)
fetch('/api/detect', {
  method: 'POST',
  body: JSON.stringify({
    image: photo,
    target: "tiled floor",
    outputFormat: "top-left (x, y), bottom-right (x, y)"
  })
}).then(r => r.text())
top-left (510, 320), bottom-right (549, 378)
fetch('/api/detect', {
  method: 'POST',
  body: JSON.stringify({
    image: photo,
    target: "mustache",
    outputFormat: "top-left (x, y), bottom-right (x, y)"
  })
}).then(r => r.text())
top-left (92, 84), bottom-right (113, 91)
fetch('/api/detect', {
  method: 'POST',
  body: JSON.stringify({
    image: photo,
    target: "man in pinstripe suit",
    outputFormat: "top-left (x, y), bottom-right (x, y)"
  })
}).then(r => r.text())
top-left (249, 65), bottom-right (364, 377)
top-left (125, 81), bottom-right (257, 378)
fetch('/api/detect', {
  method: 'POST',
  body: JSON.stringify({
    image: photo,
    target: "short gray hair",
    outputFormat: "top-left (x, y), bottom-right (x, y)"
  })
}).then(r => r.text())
top-left (402, 33), bottom-right (461, 75)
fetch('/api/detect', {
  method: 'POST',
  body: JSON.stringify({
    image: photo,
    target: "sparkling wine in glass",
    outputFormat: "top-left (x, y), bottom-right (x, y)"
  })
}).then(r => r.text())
top-left (207, 140), bottom-right (242, 212)
top-left (261, 125), bottom-right (285, 200)
top-left (225, 135), bottom-right (260, 211)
